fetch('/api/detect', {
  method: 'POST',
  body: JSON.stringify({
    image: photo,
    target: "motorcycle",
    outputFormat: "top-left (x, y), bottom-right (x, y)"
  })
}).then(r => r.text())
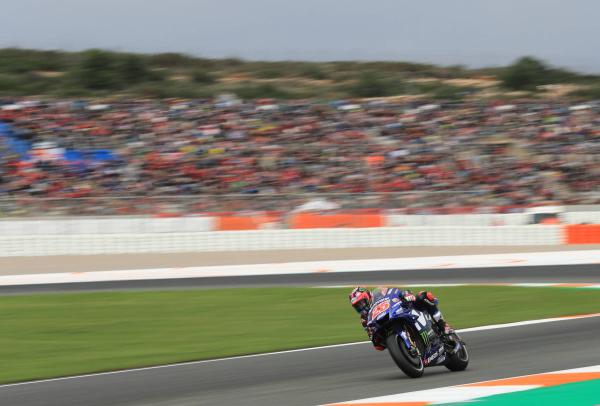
top-left (366, 288), bottom-right (469, 378)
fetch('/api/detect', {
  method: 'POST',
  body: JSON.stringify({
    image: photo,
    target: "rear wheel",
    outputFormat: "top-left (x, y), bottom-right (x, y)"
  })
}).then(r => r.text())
top-left (386, 328), bottom-right (424, 378)
top-left (445, 336), bottom-right (469, 372)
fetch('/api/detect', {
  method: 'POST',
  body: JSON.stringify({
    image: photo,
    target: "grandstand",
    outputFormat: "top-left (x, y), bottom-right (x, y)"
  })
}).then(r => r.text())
top-left (1, 98), bottom-right (599, 217)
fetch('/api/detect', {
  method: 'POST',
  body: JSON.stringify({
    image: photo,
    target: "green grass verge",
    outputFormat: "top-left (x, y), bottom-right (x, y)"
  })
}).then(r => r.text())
top-left (0, 286), bottom-right (599, 384)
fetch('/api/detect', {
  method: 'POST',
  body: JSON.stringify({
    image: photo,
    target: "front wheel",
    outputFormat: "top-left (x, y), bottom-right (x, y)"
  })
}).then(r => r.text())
top-left (386, 330), bottom-right (424, 378)
top-left (445, 337), bottom-right (469, 372)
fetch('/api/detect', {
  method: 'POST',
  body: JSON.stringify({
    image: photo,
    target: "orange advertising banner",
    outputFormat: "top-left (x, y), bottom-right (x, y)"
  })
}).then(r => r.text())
top-left (565, 224), bottom-right (600, 244)
top-left (289, 213), bottom-right (384, 229)
top-left (216, 214), bottom-right (280, 231)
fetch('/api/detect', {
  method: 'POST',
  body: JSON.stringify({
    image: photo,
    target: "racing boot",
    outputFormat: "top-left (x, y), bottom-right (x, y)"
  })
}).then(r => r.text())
top-left (437, 319), bottom-right (462, 355)
top-left (428, 307), bottom-right (453, 338)
top-left (429, 304), bottom-right (453, 337)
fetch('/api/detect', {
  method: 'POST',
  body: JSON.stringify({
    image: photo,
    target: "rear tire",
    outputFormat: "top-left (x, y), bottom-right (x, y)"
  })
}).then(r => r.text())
top-left (386, 330), bottom-right (424, 378)
top-left (445, 338), bottom-right (469, 372)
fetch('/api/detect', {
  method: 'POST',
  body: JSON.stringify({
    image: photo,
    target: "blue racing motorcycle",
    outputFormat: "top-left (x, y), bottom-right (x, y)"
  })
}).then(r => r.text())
top-left (366, 288), bottom-right (469, 378)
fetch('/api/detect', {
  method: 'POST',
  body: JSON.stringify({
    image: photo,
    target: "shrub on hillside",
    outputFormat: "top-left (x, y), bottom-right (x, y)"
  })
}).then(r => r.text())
top-left (299, 65), bottom-right (328, 80)
top-left (149, 52), bottom-right (194, 68)
top-left (347, 72), bottom-right (406, 97)
top-left (234, 83), bottom-right (291, 99)
top-left (430, 85), bottom-right (475, 100)
top-left (501, 57), bottom-right (550, 91)
top-left (0, 48), bottom-right (68, 74)
top-left (76, 49), bottom-right (121, 90)
top-left (192, 70), bottom-right (216, 84)
top-left (568, 84), bottom-right (600, 100)
top-left (255, 66), bottom-right (286, 79)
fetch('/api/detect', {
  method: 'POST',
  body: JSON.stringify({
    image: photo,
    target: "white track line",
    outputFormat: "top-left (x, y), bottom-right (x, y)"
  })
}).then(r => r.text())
top-left (1, 313), bottom-right (599, 389)
top-left (325, 364), bottom-right (600, 405)
top-left (458, 312), bottom-right (600, 332)
top-left (316, 283), bottom-right (600, 289)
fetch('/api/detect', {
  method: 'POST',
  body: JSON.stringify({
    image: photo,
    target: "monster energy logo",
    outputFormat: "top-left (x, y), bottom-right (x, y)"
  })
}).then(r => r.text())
top-left (420, 331), bottom-right (429, 346)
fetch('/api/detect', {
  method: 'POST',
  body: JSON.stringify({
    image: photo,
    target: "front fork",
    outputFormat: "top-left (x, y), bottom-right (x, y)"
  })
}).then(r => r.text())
top-left (399, 330), bottom-right (420, 357)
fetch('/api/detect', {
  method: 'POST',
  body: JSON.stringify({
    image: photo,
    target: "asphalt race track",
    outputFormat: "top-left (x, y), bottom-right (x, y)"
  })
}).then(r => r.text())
top-left (1, 263), bottom-right (600, 406)
top-left (1, 263), bottom-right (600, 294)
top-left (2, 317), bottom-right (600, 406)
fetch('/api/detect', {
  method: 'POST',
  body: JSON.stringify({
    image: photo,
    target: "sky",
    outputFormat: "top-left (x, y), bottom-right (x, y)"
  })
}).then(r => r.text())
top-left (1, 0), bottom-right (599, 72)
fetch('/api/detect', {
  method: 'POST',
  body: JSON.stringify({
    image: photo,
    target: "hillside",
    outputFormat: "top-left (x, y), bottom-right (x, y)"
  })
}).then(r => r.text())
top-left (1, 48), bottom-right (600, 100)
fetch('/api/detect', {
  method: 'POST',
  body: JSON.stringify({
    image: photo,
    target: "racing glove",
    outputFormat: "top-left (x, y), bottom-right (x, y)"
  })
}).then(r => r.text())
top-left (419, 291), bottom-right (438, 306)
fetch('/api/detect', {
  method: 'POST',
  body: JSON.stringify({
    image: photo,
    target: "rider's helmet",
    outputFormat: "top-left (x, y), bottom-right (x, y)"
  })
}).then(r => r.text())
top-left (349, 287), bottom-right (372, 315)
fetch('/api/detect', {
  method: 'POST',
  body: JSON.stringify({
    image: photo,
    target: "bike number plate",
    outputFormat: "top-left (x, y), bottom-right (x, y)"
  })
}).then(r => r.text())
top-left (370, 299), bottom-right (390, 319)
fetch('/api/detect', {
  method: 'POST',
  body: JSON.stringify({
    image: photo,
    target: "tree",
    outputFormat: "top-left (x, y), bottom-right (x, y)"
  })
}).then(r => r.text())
top-left (77, 49), bottom-right (120, 90)
top-left (350, 72), bottom-right (388, 97)
top-left (501, 57), bottom-right (549, 91)
top-left (119, 54), bottom-right (149, 85)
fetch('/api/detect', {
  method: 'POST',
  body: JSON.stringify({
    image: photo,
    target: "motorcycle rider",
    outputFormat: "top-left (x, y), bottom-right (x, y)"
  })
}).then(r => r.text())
top-left (349, 286), bottom-right (454, 351)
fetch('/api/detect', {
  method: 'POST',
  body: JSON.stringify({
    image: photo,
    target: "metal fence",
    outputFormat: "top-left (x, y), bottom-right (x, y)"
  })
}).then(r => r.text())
top-left (0, 192), bottom-right (500, 217)
top-left (2, 192), bottom-right (600, 218)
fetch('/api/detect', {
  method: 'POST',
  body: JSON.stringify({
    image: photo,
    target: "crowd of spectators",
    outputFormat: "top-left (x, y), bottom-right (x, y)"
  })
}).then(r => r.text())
top-left (1, 96), bottom-right (599, 215)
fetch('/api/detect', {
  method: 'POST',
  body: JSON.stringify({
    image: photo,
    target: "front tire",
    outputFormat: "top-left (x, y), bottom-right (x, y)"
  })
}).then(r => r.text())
top-left (445, 337), bottom-right (469, 372)
top-left (386, 330), bottom-right (424, 378)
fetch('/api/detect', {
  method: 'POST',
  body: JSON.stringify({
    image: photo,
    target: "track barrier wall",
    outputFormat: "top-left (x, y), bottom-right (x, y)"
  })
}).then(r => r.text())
top-left (0, 211), bottom-right (599, 256)
top-left (0, 226), bottom-right (564, 257)
top-left (3, 211), bottom-right (600, 234)
top-left (386, 213), bottom-right (531, 227)
top-left (0, 217), bottom-right (215, 235)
